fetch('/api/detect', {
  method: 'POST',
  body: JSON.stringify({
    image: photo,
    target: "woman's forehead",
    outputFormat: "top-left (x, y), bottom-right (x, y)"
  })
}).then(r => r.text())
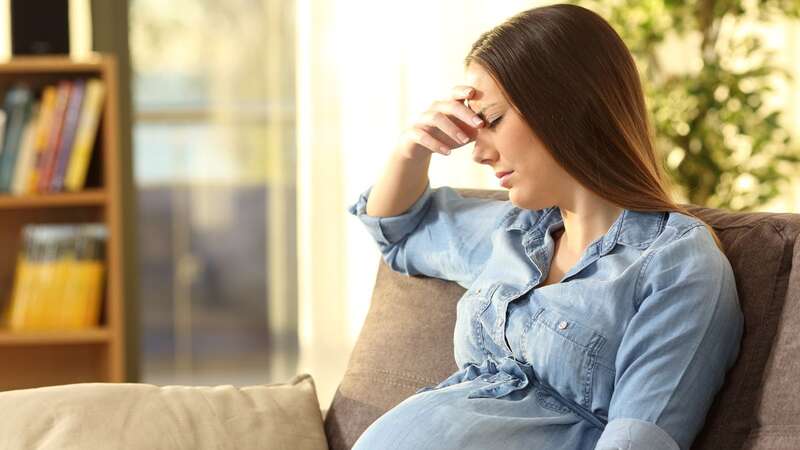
top-left (465, 73), bottom-right (502, 112)
top-left (465, 64), bottom-right (499, 94)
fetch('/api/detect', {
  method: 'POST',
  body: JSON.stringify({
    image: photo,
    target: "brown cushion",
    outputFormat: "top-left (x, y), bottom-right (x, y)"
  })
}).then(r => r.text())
top-left (323, 264), bottom-right (465, 450)
top-left (325, 189), bottom-right (800, 450)
top-left (682, 206), bottom-right (800, 449)
top-left (740, 233), bottom-right (800, 449)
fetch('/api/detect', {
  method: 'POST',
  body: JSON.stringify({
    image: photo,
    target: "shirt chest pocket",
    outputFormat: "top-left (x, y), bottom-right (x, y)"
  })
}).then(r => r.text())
top-left (521, 307), bottom-right (606, 410)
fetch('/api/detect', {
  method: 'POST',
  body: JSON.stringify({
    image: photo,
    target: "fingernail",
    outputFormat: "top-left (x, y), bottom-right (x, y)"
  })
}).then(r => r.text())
top-left (463, 88), bottom-right (472, 96)
top-left (457, 132), bottom-right (468, 143)
top-left (472, 117), bottom-right (483, 126)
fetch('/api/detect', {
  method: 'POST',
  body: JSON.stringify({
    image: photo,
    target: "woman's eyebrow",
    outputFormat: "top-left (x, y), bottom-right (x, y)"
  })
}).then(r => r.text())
top-left (479, 104), bottom-right (496, 116)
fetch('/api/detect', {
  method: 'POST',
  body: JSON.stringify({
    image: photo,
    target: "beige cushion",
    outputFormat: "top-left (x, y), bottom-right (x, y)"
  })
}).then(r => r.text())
top-left (0, 373), bottom-right (328, 450)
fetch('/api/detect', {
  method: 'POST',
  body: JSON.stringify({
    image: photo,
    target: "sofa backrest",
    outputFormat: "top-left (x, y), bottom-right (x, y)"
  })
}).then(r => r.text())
top-left (682, 205), bottom-right (800, 449)
top-left (324, 189), bottom-right (800, 450)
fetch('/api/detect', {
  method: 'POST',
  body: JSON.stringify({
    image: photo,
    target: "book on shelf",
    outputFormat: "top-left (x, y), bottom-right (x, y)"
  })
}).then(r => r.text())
top-left (0, 85), bottom-right (34, 192)
top-left (0, 111), bottom-right (6, 166)
top-left (4, 223), bottom-right (107, 331)
top-left (11, 103), bottom-right (40, 195)
top-left (24, 85), bottom-right (57, 194)
top-left (50, 79), bottom-right (85, 192)
top-left (65, 79), bottom-right (106, 192)
top-left (0, 78), bottom-right (106, 196)
top-left (37, 80), bottom-right (72, 193)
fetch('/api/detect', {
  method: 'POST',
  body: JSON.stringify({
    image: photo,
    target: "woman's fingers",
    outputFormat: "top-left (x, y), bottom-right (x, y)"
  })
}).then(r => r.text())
top-left (399, 85), bottom-right (486, 157)
top-left (425, 110), bottom-right (470, 146)
top-left (451, 85), bottom-right (475, 100)
top-left (405, 128), bottom-right (451, 155)
top-left (450, 86), bottom-right (484, 126)
top-left (441, 100), bottom-right (484, 130)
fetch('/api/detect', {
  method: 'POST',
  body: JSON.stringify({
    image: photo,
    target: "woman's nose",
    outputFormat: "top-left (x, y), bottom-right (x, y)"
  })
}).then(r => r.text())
top-left (472, 143), bottom-right (498, 166)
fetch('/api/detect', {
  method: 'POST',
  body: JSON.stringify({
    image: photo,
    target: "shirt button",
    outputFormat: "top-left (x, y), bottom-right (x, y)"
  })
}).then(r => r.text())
top-left (476, 288), bottom-right (482, 294)
top-left (558, 320), bottom-right (569, 330)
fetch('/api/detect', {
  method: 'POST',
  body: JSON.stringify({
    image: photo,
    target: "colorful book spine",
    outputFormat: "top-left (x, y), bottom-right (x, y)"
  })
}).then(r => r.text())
top-left (0, 85), bottom-right (34, 192)
top-left (10, 103), bottom-right (40, 195)
top-left (37, 81), bottom-right (72, 193)
top-left (50, 79), bottom-right (86, 192)
top-left (26, 85), bottom-right (58, 194)
top-left (65, 79), bottom-right (106, 192)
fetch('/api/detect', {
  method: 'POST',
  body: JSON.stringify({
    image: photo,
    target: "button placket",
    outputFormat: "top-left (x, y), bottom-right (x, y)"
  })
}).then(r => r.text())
top-left (497, 285), bottom-right (536, 355)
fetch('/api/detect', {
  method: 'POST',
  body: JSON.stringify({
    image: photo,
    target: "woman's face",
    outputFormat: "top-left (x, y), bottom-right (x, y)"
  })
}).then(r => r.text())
top-left (464, 63), bottom-right (572, 211)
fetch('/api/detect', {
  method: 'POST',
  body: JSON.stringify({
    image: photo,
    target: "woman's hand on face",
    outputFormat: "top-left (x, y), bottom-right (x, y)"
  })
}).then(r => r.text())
top-left (399, 85), bottom-right (485, 159)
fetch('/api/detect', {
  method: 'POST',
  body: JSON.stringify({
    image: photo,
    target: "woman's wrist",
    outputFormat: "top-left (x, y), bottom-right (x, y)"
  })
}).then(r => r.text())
top-left (395, 140), bottom-right (433, 162)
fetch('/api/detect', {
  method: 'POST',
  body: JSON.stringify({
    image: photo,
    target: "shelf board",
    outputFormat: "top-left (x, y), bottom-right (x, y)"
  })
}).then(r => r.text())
top-left (0, 190), bottom-right (106, 209)
top-left (0, 328), bottom-right (111, 346)
top-left (0, 55), bottom-right (106, 73)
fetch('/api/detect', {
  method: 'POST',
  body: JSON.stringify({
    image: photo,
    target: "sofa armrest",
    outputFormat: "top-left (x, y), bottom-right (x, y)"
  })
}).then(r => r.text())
top-left (0, 374), bottom-right (329, 450)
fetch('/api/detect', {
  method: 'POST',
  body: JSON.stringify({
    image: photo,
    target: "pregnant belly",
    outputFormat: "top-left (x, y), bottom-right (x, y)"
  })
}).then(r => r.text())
top-left (351, 375), bottom-right (602, 450)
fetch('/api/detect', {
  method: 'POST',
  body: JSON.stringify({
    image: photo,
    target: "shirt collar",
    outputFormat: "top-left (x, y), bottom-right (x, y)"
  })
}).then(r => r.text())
top-left (505, 205), bottom-right (667, 253)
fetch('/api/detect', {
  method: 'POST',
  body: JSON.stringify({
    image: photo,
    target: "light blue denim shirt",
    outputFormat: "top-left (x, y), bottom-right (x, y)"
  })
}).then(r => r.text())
top-left (348, 181), bottom-right (744, 450)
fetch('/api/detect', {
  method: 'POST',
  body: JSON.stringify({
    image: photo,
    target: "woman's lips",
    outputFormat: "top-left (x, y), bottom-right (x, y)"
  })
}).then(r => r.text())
top-left (499, 171), bottom-right (514, 188)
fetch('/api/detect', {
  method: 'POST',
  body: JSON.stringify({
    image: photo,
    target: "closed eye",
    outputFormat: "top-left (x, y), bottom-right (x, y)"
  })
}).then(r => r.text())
top-left (487, 115), bottom-right (503, 129)
top-left (476, 111), bottom-right (502, 129)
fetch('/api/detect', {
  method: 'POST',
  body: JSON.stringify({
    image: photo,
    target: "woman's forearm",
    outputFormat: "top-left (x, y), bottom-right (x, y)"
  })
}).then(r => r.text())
top-left (365, 141), bottom-right (432, 217)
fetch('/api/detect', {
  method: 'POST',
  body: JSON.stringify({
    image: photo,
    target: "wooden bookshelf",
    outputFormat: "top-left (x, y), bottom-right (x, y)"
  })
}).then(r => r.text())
top-left (0, 54), bottom-right (125, 390)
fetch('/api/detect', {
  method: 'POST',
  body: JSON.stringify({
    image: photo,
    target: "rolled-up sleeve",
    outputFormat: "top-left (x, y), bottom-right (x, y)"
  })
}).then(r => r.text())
top-left (347, 181), bottom-right (514, 289)
top-left (347, 181), bottom-right (435, 247)
top-left (595, 225), bottom-right (744, 450)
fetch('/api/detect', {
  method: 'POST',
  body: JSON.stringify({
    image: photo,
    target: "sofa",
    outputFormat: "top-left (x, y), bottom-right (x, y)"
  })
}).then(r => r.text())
top-left (323, 188), bottom-right (800, 450)
top-left (2, 188), bottom-right (799, 450)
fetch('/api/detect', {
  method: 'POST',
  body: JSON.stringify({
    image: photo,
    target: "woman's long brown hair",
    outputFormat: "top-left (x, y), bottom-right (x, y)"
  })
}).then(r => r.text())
top-left (464, 4), bottom-right (723, 249)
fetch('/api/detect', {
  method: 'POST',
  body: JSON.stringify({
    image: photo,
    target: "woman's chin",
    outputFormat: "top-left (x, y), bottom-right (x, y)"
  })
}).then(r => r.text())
top-left (508, 189), bottom-right (547, 211)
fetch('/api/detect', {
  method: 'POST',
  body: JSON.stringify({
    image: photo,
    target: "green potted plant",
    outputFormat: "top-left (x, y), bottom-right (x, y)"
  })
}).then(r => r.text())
top-left (572, 0), bottom-right (800, 210)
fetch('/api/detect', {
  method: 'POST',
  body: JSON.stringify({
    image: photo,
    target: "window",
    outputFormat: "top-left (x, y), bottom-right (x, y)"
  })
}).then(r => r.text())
top-left (130, 0), bottom-right (297, 385)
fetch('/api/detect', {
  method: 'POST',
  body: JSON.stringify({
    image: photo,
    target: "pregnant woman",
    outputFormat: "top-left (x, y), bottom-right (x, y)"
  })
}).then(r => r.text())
top-left (348, 4), bottom-right (743, 450)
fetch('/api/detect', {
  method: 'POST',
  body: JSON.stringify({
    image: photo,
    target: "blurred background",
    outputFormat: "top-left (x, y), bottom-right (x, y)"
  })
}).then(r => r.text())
top-left (0, 0), bottom-right (798, 410)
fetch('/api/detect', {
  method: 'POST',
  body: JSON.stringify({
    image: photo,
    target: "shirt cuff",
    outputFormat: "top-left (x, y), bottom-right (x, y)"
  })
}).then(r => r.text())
top-left (346, 181), bottom-right (433, 246)
top-left (595, 418), bottom-right (679, 450)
